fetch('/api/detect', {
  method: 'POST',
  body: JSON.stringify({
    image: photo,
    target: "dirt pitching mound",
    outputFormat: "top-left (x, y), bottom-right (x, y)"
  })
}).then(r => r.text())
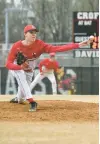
top-left (0, 100), bottom-right (98, 122)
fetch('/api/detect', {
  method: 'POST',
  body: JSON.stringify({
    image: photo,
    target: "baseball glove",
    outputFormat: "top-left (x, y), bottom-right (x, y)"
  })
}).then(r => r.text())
top-left (56, 67), bottom-right (64, 81)
top-left (16, 52), bottom-right (27, 65)
top-left (16, 52), bottom-right (32, 72)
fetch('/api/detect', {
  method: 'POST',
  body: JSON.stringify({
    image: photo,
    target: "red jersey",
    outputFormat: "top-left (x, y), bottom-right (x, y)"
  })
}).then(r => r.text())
top-left (5, 39), bottom-right (79, 70)
top-left (39, 58), bottom-right (59, 72)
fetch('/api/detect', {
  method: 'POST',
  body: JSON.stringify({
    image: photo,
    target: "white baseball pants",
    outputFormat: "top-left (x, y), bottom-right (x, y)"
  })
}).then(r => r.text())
top-left (30, 72), bottom-right (57, 94)
top-left (10, 70), bottom-right (33, 102)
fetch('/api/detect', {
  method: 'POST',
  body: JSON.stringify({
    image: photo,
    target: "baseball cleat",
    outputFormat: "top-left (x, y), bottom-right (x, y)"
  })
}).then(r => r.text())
top-left (29, 101), bottom-right (38, 112)
top-left (10, 97), bottom-right (27, 105)
top-left (10, 97), bottom-right (18, 103)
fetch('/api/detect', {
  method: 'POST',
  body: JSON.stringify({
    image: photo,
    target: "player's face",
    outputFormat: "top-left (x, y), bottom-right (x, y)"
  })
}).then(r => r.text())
top-left (50, 56), bottom-right (56, 61)
top-left (25, 30), bottom-right (37, 42)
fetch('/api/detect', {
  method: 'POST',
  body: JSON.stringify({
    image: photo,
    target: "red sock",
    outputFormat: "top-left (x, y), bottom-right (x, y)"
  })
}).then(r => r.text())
top-left (27, 98), bottom-right (34, 103)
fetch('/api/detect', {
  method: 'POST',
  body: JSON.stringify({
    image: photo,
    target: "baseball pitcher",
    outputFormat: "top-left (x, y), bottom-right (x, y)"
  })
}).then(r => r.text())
top-left (5, 24), bottom-right (94, 112)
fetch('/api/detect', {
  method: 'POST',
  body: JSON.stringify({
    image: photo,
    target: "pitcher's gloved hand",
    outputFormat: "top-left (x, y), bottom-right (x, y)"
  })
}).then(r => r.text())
top-left (21, 61), bottom-right (32, 72)
top-left (16, 52), bottom-right (27, 65)
top-left (56, 67), bottom-right (64, 81)
top-left (16, 52), bottom-right (32, 72)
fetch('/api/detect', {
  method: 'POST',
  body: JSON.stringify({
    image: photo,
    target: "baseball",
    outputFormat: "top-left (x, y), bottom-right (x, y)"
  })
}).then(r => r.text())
top-left (89, 35), bottom-right (94, 40)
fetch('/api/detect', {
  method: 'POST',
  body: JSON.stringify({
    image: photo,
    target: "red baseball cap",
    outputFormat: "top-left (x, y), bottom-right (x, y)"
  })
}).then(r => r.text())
top-left (24, 25), bottom-right (38, 33)
top-left (49, 52), bottom-right (55, 57)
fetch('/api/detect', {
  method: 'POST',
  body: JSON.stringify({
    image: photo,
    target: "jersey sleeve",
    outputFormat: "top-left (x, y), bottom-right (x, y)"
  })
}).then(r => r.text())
top-left (5, 43), bottom-right (22, 70)
top-left (40, 40), bottom-right (79, 53)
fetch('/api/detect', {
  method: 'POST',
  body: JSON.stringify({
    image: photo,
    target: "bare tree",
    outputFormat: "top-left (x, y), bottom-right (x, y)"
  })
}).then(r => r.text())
top-left (0, 0), bottom-right (6, 42)
top-left (4, 0), bottom-right (98, 43)
top-left (73, 0), bottom-right (99, 11)
top-left (19, 0), bottom-right (73, 42)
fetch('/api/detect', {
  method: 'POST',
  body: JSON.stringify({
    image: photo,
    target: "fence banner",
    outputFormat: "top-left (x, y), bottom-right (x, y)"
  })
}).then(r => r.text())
top-left (0, 67), bottom-right (99, 95)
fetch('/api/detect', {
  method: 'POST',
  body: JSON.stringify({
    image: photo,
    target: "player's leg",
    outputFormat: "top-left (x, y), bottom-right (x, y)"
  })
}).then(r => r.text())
top-left (10, 71), bottom-right (33, 104)
top-left (17, 71), bottom-right (33, 102)
top-left (10, 86), bottom-right (29, 104)
top-left (47, 73), bottom-right (57, 94)
top-left (30, 72), bottom-right (44, 91)
top-left (9, 70), bottom-right (21, 103)
top-left (25, 71), bottom-right (33, 85)
top-left (17, 87), bottom-right (27, 104)
top-left (10, 70), bottom-right (37, 111)
top-left (13, 71), bottom-right (34, 104)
